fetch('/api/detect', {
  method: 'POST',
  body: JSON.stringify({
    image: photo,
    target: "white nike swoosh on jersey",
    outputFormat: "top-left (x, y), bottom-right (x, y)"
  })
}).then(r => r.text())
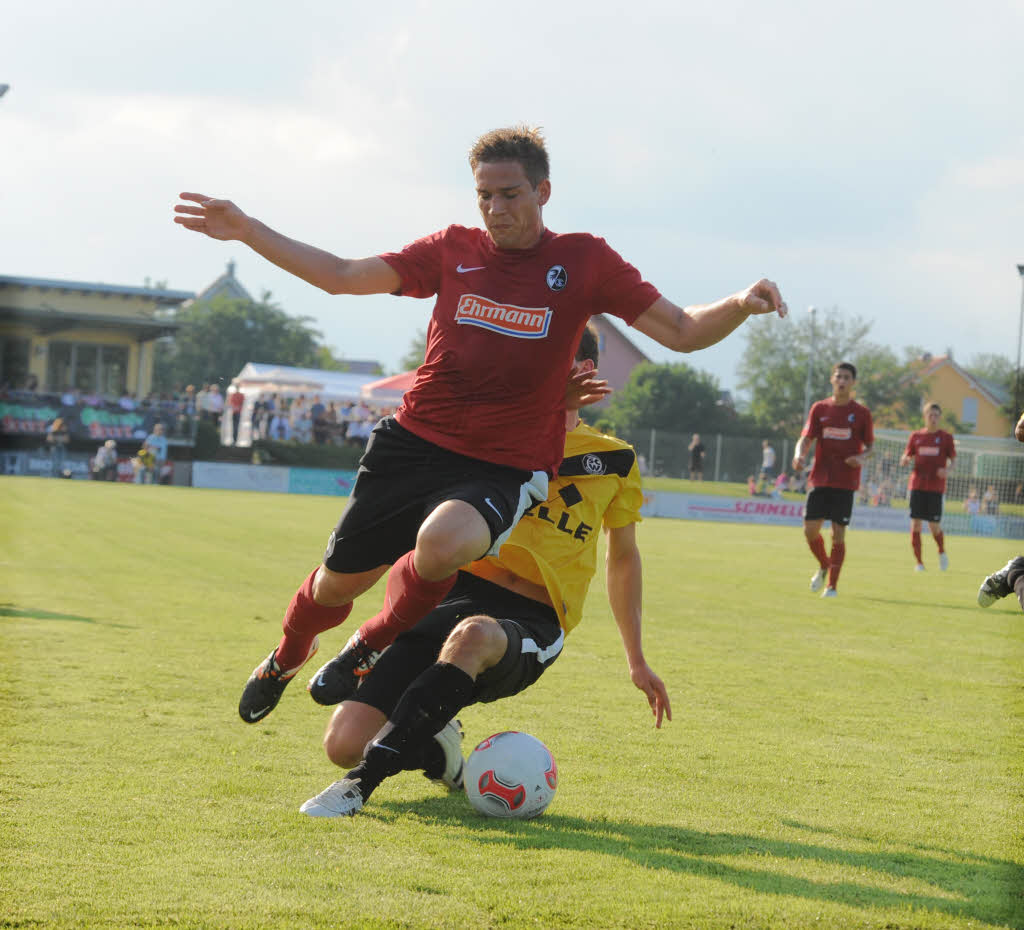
top-left (484, 497), bottom-right (504, 519)
top-left (456, 264), bottom-right (486, 273)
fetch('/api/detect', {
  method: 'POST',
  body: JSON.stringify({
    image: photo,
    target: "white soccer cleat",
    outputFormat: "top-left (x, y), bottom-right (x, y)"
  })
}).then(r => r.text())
top-left (809, 568), bottom-right (827, 593)
top-left (939, 553), bottom-right (949, 571)
top-left (914, 563), bottom-right (925, 573)
top-left (978, 558), bottom-right (1017, 608)
top-left (432, 718), bottom-right (465, 791)
top-left (300, 778), bottom-right (364, 817)
top-left (821, 587), bottom-right (838, 598)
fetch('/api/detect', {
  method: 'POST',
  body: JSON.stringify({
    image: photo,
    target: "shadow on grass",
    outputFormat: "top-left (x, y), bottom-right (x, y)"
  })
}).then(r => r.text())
top-left (857, 596), bottom-right (982, 613)
top-left (1, 603), bottom-right (95, 623)
top-left (379, 798), bottom-right (1022, 928)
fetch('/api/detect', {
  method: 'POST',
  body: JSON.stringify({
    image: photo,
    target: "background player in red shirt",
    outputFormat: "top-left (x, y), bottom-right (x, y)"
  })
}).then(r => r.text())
top-left (792, 362), bottom-right (874, 598)
top-left (174, 126), bottom-right (787, 724)
top-left (900, 402), bottom-right (956, 571)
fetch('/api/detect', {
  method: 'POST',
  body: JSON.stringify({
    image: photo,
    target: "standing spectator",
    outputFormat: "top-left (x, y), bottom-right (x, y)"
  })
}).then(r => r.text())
top-left (45, 417), bottom-right (70, 477)
top-left (982, 485), bottom-right (999, 515)
top-left (965, 488), bottom-right (980, 515)
top-left (294, 407), bottom-right (314, 444)
top-left (195, 384), bottom-right (209, 420)
top-left (268, 410), bottom-right (291, 440)
top-left (205, 384), bottom-right (224, 427)
top-left (119, 391), bottom-right (137, 411)
top-left (759, 440), bottom-right (776, 481)
top-left (228, 383), bottom-right (245, 444)
top-left (688, 433), bottom-right (706, 480)
top-left (792, 361), bottom-right (874, 598)
top-left (899, 402), bottom-right (955, 572)
top-left (311, 395), bottom-right (328, 444)
top-left (144, 423), bottom-right (169, 479)
top-left (92, 439), bottom-right (118, 481)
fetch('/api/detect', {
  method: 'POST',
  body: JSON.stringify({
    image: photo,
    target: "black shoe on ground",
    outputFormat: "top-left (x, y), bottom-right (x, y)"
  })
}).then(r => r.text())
top-left (307, 631), bottom-right (381, 706)
top-left (238, 638), bottom-right (319, 723)
top-left (978, 558), bottom-right (1022, 608)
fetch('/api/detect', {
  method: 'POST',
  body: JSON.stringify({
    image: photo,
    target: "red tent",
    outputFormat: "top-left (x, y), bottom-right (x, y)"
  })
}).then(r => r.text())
top-left (360, 370), bottom-right (417, 406)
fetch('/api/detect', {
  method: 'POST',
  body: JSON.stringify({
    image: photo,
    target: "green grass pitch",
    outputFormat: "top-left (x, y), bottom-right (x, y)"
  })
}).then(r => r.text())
top-left (2, 476), bottom-right (1022, 929)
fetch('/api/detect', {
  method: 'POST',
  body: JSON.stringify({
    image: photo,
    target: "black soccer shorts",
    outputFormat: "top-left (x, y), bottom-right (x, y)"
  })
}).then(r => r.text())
top-left (352, 572), bottom-right (564, 716)
top-left (909, 490), bottom-right (943, 523)
top-left (804, 486), bottom-right (855, 526)
top-left (323, 417), bottom-right (543, 573)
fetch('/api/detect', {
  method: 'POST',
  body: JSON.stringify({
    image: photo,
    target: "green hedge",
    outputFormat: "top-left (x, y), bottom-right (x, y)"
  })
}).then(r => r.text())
top-left (251, 439), bottom-right (364, 469)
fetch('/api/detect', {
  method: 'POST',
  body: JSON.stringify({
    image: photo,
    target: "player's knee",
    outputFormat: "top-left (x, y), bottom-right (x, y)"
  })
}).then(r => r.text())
top-left (441, 615), bottom-right (505, 670)
top-left (415, 527), bottom-right (484, 579)
top-left (323, 723), bottom-right (363, 769)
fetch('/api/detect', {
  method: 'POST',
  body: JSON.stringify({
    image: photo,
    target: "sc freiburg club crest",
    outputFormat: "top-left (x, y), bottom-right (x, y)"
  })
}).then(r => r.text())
top-left (546, 265), bottom-right (568, 291)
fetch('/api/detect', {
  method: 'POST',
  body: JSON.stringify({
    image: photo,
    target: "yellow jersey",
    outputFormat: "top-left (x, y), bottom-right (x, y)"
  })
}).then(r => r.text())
top-left (466, 422), bottom-right (643, 633)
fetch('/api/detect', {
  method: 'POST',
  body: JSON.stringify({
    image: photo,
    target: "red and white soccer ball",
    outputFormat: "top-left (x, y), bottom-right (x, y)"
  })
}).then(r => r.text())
top-left (465, 731), bottom-right (557, 819)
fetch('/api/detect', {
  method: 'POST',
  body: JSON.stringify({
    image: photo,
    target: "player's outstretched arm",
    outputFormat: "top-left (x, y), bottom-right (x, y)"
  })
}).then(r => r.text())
top-left (631, 280), bottom-right (787, 353)
top-left (172, 193), bottom-right (400, 296)
top-left (605, 523), bottom-right (672, 728)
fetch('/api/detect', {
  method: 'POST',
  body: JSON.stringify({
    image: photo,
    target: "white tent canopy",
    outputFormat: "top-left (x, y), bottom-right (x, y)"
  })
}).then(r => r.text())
top-left (224, 362), bottom-right (383, 447)
top-left (233, 362), bottom-right (380, 403)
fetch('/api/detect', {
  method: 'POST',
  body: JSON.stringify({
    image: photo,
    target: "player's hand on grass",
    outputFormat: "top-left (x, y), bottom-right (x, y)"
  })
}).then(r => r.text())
top-left (564, 364), bottom-right (611, 410)
top-left (174, 193), bottom-right (251, 241)
top-left (630, 662), bottom-right (671, 728)
top-left (738, 279), bottom-right (787, 318)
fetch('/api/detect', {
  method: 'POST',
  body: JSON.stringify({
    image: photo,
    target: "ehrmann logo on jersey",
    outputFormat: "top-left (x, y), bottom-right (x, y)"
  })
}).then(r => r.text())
top-left (455, 294), bottom-right (552, 339)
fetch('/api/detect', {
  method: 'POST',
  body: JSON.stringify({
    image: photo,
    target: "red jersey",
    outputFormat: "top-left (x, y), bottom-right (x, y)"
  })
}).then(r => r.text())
top-left (380, 225), bottom-right (660, 472)
top-left (802, 398), bottom-right (874, 491)
top-left (904, 428), bottom-right (955, 493)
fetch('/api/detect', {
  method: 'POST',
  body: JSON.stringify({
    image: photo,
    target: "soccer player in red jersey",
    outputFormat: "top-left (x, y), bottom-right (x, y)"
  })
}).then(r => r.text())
top-left (900, 402), bottom-right (956, 572)
top-left (174, 126), bottom-right (787, 722)
top-left (792, 362), bottom-right (874, 598)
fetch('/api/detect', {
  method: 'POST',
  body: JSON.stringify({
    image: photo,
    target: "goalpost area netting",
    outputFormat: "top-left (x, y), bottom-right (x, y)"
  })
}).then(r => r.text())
top-left (622, 427), bottom-right (1024, 540)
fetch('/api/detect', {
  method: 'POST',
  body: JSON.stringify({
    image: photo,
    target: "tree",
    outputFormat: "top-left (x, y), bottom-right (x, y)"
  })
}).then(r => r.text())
top-left (398, 329), bottom-right (428, 373)
top-left (601, 362), bottom-right (742, 434)
top-left (737, 307), bottom-right (930, 434)
top-left (153, 293), bottom-right (325, 391)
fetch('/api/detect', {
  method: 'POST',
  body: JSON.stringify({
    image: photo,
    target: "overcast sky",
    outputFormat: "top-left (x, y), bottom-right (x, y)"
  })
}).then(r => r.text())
top-left (3, 0), bottom-right (1022, 396)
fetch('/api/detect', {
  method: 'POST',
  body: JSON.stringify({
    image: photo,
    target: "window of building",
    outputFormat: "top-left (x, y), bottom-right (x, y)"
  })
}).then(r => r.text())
top-left (962, 396), bottom-right (979, 428)
top-left (0, 336), bottom-right (30, 389)
top-left (46, 342), bottom-right (129, 397)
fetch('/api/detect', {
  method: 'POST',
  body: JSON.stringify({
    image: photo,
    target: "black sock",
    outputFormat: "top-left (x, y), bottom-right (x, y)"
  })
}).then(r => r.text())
top-left (359, 662), bottom-right (475, 788)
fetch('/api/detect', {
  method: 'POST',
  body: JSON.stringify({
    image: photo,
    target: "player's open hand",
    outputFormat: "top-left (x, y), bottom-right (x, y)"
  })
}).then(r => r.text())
top-left (564, 363), bottom-right (611, 410)
top-left (630, 662), bottom-right (672, 728)
top-left (739, 279), bottom-right (787, 318)
top-left (173, 193), bottom-right (251, 242)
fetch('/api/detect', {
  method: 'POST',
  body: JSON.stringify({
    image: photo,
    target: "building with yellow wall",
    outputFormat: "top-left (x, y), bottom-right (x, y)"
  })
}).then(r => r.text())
top-left (0, 275), bottom-right (193, 398)
top-left (914, 354), bottom-right (1012, 437)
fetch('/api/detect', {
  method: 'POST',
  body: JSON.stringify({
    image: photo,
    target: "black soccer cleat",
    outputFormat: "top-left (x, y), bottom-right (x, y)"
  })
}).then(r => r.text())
top-left (307, 631), bottom-right (381, 706)
top-left (238, 638), bottom-right (319, 723)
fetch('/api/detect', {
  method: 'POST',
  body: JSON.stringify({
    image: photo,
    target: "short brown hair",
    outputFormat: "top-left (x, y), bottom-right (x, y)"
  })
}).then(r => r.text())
top-left (834, 361), bottom-right (857, 379)
top-left (469, 126), bottom-right (549, 188)
top-left (924, 402), bottom-right (941, 414)
top-left (575, 324), bottom-right (599, 366)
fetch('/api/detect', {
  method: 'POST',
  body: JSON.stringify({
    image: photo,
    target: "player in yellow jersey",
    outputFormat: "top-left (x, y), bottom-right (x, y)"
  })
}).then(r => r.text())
top-left (300, 326), bottom-right (671, 817)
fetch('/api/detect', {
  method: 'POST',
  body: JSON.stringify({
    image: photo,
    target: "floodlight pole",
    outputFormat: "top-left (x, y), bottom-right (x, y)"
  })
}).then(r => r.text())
top-left (802, 306), bottom-right (817, 424)
top-left (1017, 264), bottom-right (1024, 419)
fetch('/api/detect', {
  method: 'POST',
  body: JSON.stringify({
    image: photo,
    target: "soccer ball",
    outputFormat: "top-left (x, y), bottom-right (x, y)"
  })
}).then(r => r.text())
top-left (464, 731), bottom-right (557, 819)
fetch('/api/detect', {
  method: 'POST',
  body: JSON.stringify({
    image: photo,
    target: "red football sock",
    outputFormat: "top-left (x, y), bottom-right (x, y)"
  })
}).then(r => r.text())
top-left (808, 535), bottom-right (829, 571)
top-left (276, 567), bottom-right (353, 670)
top-left (358, 551), bottom-right (457, 652)
top-left (828, 542), bottom-right (846, 589)
top-left (934, 531), bottom-right (945, 554)
top-left (911, 531), bottom-right (922, 563)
